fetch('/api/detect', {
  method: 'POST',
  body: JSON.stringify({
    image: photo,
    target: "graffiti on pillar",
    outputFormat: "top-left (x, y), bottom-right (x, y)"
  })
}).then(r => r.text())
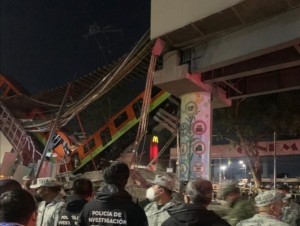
top-left (192, 161), bottom-right (205, 177)
top-left (180, 143), bottom-right (188, 155)
top-left (179, 113), bottom-right (198, 179)
top-left (193, 141), bottom-right (206, 155)
top-left (180, 122), bottom-right (188, 136)
top-left (179, 92), bottom-right (211, 181)
top-left (180, 163), bottom-right (188, 176)
top-left (185, 101), bottom-right (198, 116)
top-left (193, 120), bottom-right (206, 135)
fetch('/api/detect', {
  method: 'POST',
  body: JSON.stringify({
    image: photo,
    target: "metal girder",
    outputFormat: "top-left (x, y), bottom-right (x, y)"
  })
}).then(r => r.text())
top-left (150, 0), bottom-right (242, 40)
top-left (295, 44), bottom-right (300, 54)
top-left (191, 7), bottom-right (300, 73)
top-left (203, 59), bottom-right (300, 83)
top-left (226, 68), bottom-right (300, 99)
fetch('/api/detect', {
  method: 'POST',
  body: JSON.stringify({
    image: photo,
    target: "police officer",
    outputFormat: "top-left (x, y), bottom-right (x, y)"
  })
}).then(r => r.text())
top-left (78, 161), bottom-right (148, 226)
top-left (57, 178), bottom-right (93, 226)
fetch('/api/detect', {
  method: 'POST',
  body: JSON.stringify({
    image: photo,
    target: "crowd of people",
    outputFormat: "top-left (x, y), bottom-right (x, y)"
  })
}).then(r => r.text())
top-left (0, 161), bottom-right (300, 226)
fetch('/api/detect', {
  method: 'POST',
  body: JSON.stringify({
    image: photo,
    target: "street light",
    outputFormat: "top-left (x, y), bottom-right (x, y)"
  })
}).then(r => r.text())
top-left (220, 165), bottom-right (227, 171)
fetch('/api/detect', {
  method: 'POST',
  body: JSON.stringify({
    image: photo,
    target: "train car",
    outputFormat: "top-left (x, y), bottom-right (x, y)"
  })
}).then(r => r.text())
top-left (71, 89), bottom-right (170, 173)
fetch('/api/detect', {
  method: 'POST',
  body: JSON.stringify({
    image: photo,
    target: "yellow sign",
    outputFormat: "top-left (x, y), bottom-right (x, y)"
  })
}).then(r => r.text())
top-left (152, 136), bottom-right (159, 143)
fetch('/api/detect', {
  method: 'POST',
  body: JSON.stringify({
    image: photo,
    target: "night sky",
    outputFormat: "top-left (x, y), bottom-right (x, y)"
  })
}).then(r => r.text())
top-left (0, 0), bottom-right (150, 94)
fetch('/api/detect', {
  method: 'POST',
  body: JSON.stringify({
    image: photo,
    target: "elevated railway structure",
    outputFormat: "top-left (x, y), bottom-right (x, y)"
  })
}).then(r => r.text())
top-left (1, 1), bottom-right (300, 182)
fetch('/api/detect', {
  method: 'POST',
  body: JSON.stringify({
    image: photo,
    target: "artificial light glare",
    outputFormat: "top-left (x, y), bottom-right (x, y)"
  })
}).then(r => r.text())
top-left (220, 165), bottom-right (227, 171)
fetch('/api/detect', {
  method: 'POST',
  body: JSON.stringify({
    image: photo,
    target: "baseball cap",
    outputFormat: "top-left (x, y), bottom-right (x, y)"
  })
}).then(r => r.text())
top-left (148, 175), bottom-right (174, 191)
top-left (30, 177), bottom-right (61, 189)
top-left (255, 190), bottom-right (284, 207)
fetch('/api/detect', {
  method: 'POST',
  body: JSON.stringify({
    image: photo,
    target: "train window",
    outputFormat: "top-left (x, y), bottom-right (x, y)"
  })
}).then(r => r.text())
top-left (0, 83), bottom-right (8, 96)
top-left (7, 89), bottom-right (16, 96)
top-left (100, 127), bottom-right (112, 146)
top-left (62, 142), bottom-right (71, 155)
top-left (151, 87), bottom-right (161, 98)
top-left (83, 145), bottom-right (89, 154)
top-left (72, 153), bottom-right (80, 168)
top-left (114, 111), bottom-right (128, 128)
top-left (83, 139), bottom-right (95, 153)
top-left (51, 134), bottom-right (62, 149)
top-left (132, 98), bottom-right (143, 118)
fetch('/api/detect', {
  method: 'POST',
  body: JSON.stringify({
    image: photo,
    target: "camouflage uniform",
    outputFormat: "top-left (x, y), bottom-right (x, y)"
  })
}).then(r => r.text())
top-left (217, 182), bottom-right (256, 225)
top-left (223, 199), bottom-right (256, 226)
top-left (36, 196), bottom-right (65, 226)
top-left (236, 213), bottom-right (289, 226)
top-left (208, 200), bottom-right (230, 218)
top-left (144, 199), bottom-right (178, 226)
top-left (281, 199), bottom-right (300, 226)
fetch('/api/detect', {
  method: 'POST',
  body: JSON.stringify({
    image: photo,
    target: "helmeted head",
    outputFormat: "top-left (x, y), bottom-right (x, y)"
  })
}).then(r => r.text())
top-left (30, 177), bottom-right (62, 202)
top-left (146, 175), bottom-right (174, 202)
top-left (255, 190), bottom-right (285, 219)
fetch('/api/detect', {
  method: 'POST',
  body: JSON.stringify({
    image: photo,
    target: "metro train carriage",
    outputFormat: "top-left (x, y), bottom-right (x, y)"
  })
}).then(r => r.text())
top-left (70, 89), bottom-right (170, 172)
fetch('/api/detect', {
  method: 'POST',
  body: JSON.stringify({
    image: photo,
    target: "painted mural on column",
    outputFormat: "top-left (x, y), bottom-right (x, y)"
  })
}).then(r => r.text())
top-left (179, 92), bottom-right (211, 181)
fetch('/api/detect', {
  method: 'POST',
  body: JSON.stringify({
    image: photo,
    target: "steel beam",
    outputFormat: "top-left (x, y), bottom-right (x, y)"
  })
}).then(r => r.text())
top-left (191, 7), bottom-right (300, 73)
top-left (203, 59), bottom-right (300, 83)
top-left (227, 70), bottom-right (300, 99)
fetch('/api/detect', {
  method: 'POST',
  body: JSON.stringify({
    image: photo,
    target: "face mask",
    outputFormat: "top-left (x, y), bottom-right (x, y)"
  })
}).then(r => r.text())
top-left (146, 187), bottom-right (162, 201)
top-left (36, 187), bottom-right (47, 201)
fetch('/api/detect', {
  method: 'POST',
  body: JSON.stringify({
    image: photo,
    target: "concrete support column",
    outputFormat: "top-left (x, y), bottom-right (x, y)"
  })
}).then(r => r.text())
top-left (179, 92), bottom-right (211, 181)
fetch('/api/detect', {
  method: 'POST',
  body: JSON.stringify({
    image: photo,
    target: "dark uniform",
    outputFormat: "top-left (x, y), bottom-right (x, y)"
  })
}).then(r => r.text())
top-left (162, 203), bottom-right (230, 226)
top-left (57, 195), bottom-right (88, 226)
top-left (78, 184), bottom-right (148, 226)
